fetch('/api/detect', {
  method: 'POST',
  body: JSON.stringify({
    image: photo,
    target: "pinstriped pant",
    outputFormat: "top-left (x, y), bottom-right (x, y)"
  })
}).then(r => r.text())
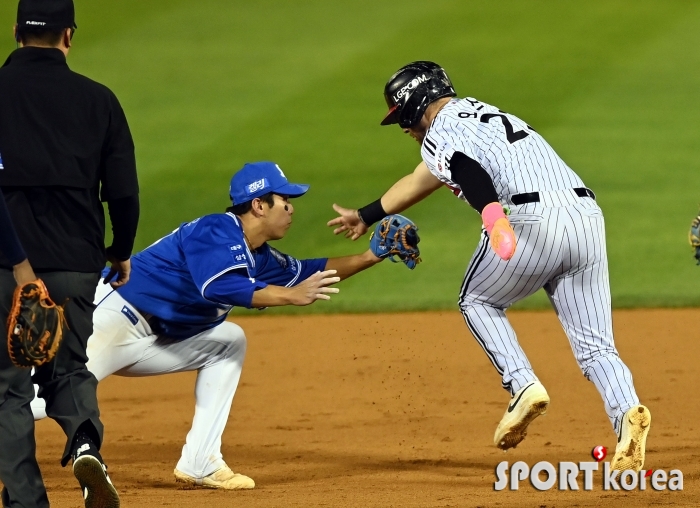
top-left (458, 190), bottom-right (639, 433)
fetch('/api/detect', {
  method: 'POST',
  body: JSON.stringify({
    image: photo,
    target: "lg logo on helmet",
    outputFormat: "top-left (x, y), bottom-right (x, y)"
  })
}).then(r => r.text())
top-left (393, 74), bottom-right (428, 102)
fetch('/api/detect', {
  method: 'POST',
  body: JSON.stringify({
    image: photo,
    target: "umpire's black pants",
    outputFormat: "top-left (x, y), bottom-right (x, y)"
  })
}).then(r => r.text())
top-left (0, 270), bottom-right (103, 508)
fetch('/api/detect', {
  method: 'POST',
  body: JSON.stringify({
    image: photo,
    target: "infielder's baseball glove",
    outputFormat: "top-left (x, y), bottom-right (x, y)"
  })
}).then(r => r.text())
top-left (7, 279), bottom-right (66, 368)
top-left (690, 211), bottom-right (700, 265)
top-left (370, 214), bottom-right (421, 269)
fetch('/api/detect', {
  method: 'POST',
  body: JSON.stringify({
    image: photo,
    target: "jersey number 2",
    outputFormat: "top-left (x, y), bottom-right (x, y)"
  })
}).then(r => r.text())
top-left (480, 114), bottom-right (530, 144)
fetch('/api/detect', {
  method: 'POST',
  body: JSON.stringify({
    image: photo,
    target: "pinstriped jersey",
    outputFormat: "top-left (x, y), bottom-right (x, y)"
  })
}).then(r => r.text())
top-left (421, 98), bottom-right (585, 202)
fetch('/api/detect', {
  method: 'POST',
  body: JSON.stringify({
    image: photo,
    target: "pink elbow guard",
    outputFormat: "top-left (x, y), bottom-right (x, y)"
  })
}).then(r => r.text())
top-left (481, 202), bottom-right (506, 235)
top-left (481, 202), bottom-right (516, 260)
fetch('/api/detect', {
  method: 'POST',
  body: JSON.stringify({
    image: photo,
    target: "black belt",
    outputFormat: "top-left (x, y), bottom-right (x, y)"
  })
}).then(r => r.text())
top-left (510, 187), bottom-right (595, 205)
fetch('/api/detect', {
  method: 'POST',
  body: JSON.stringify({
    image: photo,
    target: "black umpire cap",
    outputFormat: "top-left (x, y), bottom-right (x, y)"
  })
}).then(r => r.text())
top-left (17, 0), bottom-right (77, 30)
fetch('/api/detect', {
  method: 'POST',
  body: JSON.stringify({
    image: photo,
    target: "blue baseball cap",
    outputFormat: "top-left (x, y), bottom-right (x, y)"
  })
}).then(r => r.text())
top-left (229, 161), bottom-right (309, 205)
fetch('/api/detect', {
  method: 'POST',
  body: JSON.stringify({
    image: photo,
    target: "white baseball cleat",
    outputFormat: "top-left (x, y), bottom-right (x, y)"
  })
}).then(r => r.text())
top-left (174, 465), bottom-right (255, 490)
top-left (611, 405), bottom-right (651, 472)
top-left (494, 380), bottom-right (550, 450)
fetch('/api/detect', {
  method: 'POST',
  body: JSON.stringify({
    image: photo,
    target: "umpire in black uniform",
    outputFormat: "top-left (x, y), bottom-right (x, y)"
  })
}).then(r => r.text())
top-left (0, 0), bottom-right (139, 506)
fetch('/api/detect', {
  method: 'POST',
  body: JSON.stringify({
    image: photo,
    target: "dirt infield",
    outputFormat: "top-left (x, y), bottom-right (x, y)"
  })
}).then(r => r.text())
top-left (17, 309), bottom-right (700, 506)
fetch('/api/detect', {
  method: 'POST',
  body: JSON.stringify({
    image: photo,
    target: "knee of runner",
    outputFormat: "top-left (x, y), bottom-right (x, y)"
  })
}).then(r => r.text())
top-left (458, 296), bottom-right (474, 311)
top-left (457, 294), bottom-right (489, 312)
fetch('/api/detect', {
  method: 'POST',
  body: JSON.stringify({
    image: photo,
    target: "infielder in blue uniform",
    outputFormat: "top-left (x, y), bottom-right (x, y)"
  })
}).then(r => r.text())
top-left (32, 161), bottom-right (395, 490)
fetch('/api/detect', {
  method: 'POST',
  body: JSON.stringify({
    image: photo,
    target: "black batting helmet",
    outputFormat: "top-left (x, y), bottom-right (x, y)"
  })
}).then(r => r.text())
top-left (380, 61), bottom-right (456, 128)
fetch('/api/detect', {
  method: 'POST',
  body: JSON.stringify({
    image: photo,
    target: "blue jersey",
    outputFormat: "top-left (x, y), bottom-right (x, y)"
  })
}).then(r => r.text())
top-left (109, 212), bottom-right (326, 339)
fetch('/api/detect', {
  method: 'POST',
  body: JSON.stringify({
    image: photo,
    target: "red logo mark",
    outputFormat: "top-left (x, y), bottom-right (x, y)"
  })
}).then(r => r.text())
top-left (645, 469), bottom-right (653, 477)
top-left (591, 445), bottom-right (607, 462)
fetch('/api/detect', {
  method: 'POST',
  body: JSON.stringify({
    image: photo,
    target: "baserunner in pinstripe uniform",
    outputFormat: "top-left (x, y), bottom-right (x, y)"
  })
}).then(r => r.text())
top-left (329, 61), bottom-right (650, 472)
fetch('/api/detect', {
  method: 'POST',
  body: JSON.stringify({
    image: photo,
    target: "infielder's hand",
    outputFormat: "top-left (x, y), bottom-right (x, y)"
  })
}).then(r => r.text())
top-left (327, 204), bottom-right (369, 240)
top-left (291, 269), bottom-right (340, 305)
top-left (104, 257), bottom-right (131, 288)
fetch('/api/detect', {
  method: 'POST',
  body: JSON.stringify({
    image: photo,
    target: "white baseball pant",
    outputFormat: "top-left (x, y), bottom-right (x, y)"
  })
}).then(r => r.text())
top-left (31, 283), bottom-right (246, 479)
top-left (458, 189), bottom-right (640, 434)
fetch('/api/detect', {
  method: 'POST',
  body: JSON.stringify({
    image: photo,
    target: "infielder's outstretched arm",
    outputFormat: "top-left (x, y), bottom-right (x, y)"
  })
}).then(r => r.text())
top-left (328, 162), bottom-right (441, 240)
top-left (325, 249), bottom-right (382, 281)
top-left (250, 270), bottom-right (341, 307)
top-left (249, 249), bottom-right (383, 306)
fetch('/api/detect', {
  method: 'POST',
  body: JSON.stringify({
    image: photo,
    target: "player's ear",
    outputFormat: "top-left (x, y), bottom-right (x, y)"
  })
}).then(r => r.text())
top-left (250, 197), bottom-right (265, 217)
top-left (13, 24), bottom-right (20, 44)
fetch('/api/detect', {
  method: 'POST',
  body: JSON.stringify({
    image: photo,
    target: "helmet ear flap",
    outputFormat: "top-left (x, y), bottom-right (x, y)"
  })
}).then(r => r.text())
top-left (399, 80), bottom-right (456, 128)
top-left (427, 76), bottom-right (443, 100)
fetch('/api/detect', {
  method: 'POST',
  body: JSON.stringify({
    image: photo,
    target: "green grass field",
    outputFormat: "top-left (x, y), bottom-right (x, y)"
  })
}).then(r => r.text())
top-left (2, 1), bottom-right (699, 312)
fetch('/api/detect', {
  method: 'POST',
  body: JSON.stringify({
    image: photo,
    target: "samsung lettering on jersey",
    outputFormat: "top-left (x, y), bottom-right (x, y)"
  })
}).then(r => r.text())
top-left (393, 74), bottom-right (428, 102)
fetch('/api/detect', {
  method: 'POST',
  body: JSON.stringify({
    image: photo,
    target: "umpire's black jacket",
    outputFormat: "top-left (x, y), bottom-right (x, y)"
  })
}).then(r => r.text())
top-left (0, 46), bottom-right (139, 270)
top-left (0, 45), bottom-right (139, 508)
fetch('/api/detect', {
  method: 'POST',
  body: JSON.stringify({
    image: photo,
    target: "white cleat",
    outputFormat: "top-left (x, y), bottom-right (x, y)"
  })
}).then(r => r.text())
top-left (494, 381), bottom-right (550, 450)
top-left (174, 465), bottom-right (255, 490)
top-left (611, 405), bottom-right (651, 472)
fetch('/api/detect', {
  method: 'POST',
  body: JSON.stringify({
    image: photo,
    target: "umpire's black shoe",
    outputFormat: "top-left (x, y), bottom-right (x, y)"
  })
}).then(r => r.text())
top-left (72, 437), bottom-right (120, 508)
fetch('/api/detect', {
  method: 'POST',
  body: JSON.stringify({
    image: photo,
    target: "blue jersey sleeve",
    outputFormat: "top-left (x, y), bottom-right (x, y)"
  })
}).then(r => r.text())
top-left (202, 269), bottom-right (267, 308)
top-left (254, 244), bottom-right (327, 287)
top-left (295, 257), bottom-right (328, 284)
top-left (179, 215), bottom-right (253, 296)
